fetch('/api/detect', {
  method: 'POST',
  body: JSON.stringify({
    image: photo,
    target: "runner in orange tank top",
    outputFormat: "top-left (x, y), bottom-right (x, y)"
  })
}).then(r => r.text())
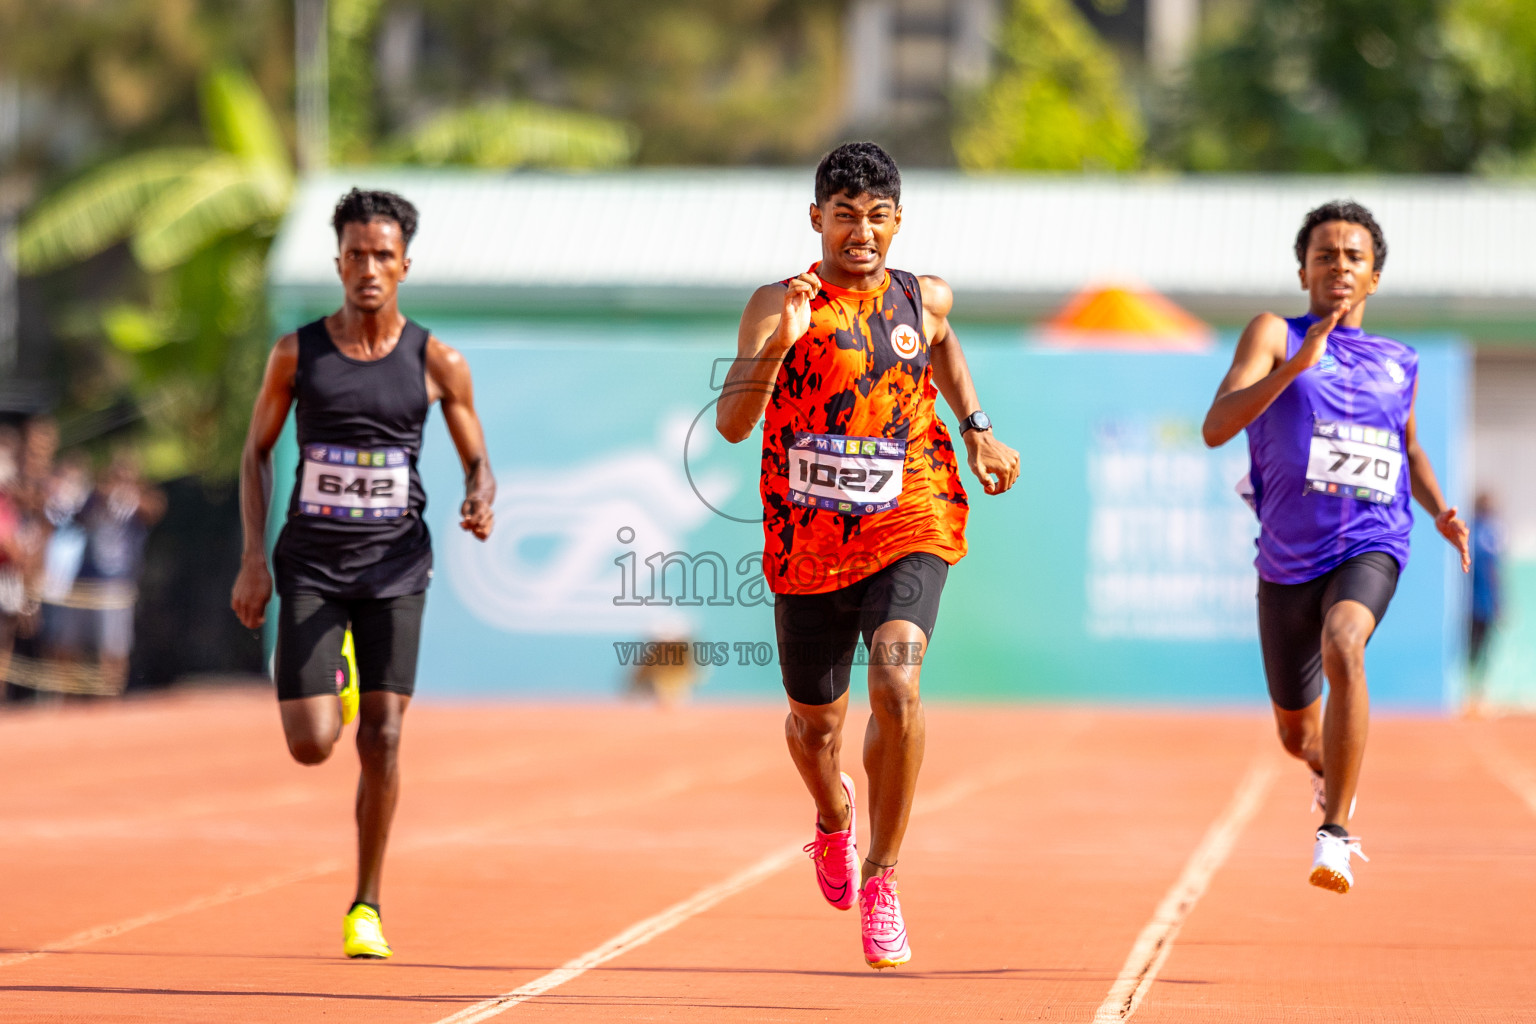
top-left (758, 262), bottom-right (968, 594)
top-left (716, 143), bottom-right (1019, 969)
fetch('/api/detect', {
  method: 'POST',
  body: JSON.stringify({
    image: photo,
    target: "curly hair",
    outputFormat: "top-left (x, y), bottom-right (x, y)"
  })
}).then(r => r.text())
top-left (1295, 200), bottom-right (1386, 270)
top-left (331, 188), bottom-right (419, 248)
top-left (814, 142), bottom-right (901, 206)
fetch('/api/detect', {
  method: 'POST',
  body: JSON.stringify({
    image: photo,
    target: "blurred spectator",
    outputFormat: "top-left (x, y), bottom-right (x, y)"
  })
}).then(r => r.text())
top-left (6, 445), bottom-right (87, 697)
top-left (624, 632), bottom-right (703, 709)
top-left (40, 451), bottom-right (92, 605)
top-left (29, 449), bottom-right (163, 695)
top-left (2, 418), bottom-right (56, 700)
top-left (1469, 492), bottom-right (1504, 682)
top-left (0, 426), bottom-right (24, 682)
top-left (71, 450), bottom-right (165, 691)
top-left (3, 432), bottom-right (164, 698)
top-left (17, 417), bottom-right (59, 518)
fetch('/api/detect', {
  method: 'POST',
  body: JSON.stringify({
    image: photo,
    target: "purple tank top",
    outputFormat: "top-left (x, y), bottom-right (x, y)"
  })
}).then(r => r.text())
top-left (1245, 313), bottom-right (1418, 584)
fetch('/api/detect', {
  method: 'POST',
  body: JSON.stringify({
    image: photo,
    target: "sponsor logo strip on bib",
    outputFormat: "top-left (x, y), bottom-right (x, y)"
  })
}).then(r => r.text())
top-left (786, 432), bottom-right (905, 515)
top-left (1305, 420), bottom-right (1402, 506)
top-left (299, 444), bottom-right (410, 520)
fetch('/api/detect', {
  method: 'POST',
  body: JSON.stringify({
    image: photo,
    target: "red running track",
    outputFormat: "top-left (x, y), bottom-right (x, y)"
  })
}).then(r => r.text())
top-left (2, 688), bottom-right (1535, 1023)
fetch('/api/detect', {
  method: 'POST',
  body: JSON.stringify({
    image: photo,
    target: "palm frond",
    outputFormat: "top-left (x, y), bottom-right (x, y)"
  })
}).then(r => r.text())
top-left (201, 66), bottom-right (292, 173)
top-left (131, 157), bottom-right (289, 272)
top-left (16, 149), bottom-right (212, 274)
top-left (387, 100), bottom-right (637, 170)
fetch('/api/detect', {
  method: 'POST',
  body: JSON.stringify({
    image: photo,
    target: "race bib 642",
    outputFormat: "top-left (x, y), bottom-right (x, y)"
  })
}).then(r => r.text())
top-left (299, 444), bottom-right (410, 520)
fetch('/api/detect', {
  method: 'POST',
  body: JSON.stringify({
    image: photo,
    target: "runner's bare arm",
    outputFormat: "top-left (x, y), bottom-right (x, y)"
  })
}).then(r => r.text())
top-left (921, 275), bottom-right (1020, 496)
top-left (1201, 306), bottom-right (1349, 447)
top-left (1403, 381), bottom-right (1469, 572)
top-left (426, 337), bottom-right (495, 541)
top-left (716, 273), bottom-right (819, 443)
top-left (231, 334), bottom-right (298, 630)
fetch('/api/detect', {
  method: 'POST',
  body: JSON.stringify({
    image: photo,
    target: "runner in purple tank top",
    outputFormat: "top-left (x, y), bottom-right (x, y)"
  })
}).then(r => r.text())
top-left (1202, 202), bottom-right (1469, 895)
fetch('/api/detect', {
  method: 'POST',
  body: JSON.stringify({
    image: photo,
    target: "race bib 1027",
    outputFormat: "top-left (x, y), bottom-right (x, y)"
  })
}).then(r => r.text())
top-left (298, 444), bottom-right (410, 520)
top-left (1305, 420), bottom-right (1403, 506)
top-left (786, 432), bottom-right (905, 515)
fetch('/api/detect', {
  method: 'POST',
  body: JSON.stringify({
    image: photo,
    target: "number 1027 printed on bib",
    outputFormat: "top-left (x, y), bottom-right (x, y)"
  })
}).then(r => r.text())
top-left (786, 432), bottom-right (905, 515)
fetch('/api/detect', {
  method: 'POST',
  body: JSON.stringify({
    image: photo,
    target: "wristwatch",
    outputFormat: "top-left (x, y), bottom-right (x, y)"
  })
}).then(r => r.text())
top-left (959, 410), bottom-right (992, 435)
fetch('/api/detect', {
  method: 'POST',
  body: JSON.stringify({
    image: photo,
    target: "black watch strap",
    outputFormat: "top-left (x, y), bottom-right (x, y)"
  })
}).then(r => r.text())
top-left (960, 410), bottom-right (992, 435)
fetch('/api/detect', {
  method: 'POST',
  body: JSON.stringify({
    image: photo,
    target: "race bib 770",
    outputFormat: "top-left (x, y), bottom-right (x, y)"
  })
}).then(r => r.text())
top-left (299, 444), bottom-right (410, 520)
top-left (1305, 421), bottom-right (1402, 506)
top-left (786, 432), bottom-right (905, 515)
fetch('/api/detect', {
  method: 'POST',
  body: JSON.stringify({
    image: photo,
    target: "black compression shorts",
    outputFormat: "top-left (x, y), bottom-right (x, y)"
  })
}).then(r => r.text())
top-left (773, 552), bottom-right (949, 707)
top-left (274, 591), bottom-right (426, 701)
top-left (1257, 551), bottom-right (1400, 712)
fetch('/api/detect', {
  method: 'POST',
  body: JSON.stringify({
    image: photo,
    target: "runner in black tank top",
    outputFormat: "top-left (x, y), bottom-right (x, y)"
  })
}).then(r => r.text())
top-left (273, 316), bottom-right (433, 598)
top-left (231, 190), bottom-right (496, 959)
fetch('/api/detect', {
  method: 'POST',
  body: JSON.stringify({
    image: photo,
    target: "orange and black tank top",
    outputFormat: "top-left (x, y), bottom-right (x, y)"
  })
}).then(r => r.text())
top-left (759, 264), bottom-right (968, 595)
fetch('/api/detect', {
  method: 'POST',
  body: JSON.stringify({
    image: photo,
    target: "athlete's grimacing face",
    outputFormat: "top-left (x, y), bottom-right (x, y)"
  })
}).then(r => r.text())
top-left (1298, 220), bottom-right (1379, 314)
top-left (335, 218), bottom-right (410, 313)
top-left (810, 192), bottom-right (901, 281)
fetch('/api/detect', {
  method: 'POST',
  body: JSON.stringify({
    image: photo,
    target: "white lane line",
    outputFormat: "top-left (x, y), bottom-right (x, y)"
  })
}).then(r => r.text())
top-left (0, 757), bottom-right (771, 971)
top-left (426, 717), bottom-right (1099, 1024)
top-left (0, 859), bottom-right (345, 969)
top-left (430, 842), bottom-right (805, 1024)
top-left (1473, 735), bottom-right (1536, 817)
top-left (1092, 755), bottom-right (1278, 1023)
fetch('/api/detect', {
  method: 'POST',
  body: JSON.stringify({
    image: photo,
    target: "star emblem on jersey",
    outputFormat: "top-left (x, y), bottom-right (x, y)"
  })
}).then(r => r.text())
top-left (890, 324), bottom-right (921, 359)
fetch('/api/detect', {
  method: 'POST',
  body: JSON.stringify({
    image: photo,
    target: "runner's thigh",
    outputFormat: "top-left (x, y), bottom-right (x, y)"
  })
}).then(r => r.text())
top-left (775, 584), bottom-right (864, 707)
top-left (1320, 551), bottom-right (1400, 632)
top-left (858, 552), bottom-right (949, 650)
top-left (1257, 574), bottom-right (1326, 711)
top-left (275, 592), bottom-right (350, 701)
top-left (348, 591), bottom-right (426, 696)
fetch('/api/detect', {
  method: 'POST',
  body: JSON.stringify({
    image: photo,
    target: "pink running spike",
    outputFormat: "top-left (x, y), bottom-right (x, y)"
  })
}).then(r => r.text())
top-left (858, 868), bottom-right (911, 969)
top-left (803, 772), bottom-right (858, 910)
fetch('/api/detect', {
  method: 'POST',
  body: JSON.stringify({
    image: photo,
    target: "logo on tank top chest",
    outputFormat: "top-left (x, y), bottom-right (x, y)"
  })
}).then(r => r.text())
top-left (1383, 358), bottom-right (1406, 385)
top-left (890, 323), bottom-right (921, 359)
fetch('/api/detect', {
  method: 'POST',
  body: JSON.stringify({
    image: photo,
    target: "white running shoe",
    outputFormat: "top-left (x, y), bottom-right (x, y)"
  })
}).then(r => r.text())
top-left (1309, 830), bottom-right (1369, 894)
top-left (1308, 769), bottom-right (1357, 818)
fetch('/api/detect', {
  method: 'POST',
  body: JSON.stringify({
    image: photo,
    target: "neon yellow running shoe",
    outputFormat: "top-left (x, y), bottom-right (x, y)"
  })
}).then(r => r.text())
top-left (338, 628), bottom-right (360, 726)
top-left (343, 903), bottom-right (391, 959)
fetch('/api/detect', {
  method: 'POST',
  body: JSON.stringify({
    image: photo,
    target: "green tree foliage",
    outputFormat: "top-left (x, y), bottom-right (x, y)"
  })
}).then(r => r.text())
top-left (20, 69), bottom-right (292, 276)
top-left (17, 68), bottom-right (291, 479)
top-left (954, 0), bottom-right (1144, 172)
top-left (385, 101), bottom-right (637, 169)
top-left (328, 0), bottom-right (387, 163)
top-left (6, 3), bottom-right (646, 480)
top-left (1167, 0), bottom-right (1536, 172)
top-left (0, 0), bottom-right (293, 159)
top-left (409, 0), bottom-right (845, 164)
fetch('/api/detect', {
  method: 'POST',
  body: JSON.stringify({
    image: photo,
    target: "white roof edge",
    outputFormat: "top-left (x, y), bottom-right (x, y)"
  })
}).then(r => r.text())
top-left (269, 170), bottom-right (1536, 303)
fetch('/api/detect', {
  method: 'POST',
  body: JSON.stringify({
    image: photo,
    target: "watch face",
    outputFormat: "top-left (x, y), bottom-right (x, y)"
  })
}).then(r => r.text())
top-left (969, 411), bottom-right (991, 432)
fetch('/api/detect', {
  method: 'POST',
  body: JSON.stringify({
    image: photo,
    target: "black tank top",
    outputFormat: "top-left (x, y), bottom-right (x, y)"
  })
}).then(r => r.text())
top-left (272, 317), bottom-right (433, 598)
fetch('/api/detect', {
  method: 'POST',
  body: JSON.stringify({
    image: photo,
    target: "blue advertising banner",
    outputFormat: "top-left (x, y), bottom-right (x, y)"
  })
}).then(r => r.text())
top-left (268, 319), bottom-right (1468, 708)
